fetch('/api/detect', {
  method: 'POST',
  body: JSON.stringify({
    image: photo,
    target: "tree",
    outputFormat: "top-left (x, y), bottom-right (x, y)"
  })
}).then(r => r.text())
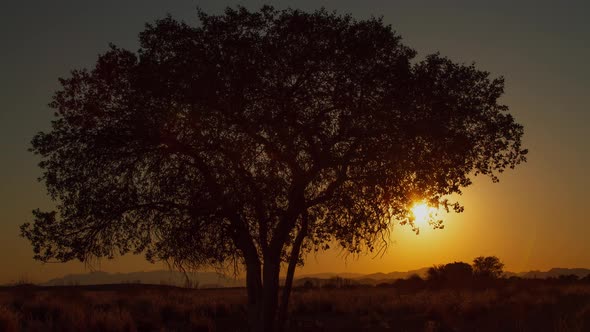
top-left (21, 6), bottom-right (527, 331)
top-left (473, 256), bottom-right (505, 279)
top-left (427, 264), bottom-right (445, 283)
top-left (426, 262), bottom-right (473, 288)
top-left (443, 262), bottom-right (474, 287)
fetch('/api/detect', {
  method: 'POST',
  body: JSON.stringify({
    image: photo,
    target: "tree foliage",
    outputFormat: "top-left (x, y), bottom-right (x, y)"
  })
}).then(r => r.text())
top-left (473, 256), bottom-right (505, 279)
top-left (22, 6), bottom-right (526, 331)
top-left (427, 262), bottom-right (473, 287)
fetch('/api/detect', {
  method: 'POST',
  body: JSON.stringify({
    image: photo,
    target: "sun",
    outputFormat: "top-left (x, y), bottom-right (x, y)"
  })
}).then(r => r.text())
top-left (410, 202), bottom-right (436, 227)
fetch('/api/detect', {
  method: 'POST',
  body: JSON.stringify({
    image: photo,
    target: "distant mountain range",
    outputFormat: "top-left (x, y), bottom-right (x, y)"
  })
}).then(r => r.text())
top-left (41, 270), bottom-right (243, 288)
top-left (300, 268), bottom-right (431, 281)
top-left (34, 267), bottom-right (590, 288)
top-left (509, 268), bottom-right (590, 279)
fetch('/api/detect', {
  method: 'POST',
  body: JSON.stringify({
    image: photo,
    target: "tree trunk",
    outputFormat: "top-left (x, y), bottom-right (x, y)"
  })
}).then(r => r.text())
top-left (245, 258), bottom-right (263, 331)
top-left (237, 229), bottom-right (264, 332)
top-left (278, 215), bottom-right (308, 331)
top-left (260, 256), bottom-right (281, 332)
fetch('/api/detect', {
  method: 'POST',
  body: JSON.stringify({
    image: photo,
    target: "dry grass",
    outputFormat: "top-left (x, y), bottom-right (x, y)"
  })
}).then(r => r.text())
top-left (289, 284), bottom-right (590, 331)
top-left (0, 305), bottom-right (20, 332)
top-left (0, 282), bottom-right (589, 331)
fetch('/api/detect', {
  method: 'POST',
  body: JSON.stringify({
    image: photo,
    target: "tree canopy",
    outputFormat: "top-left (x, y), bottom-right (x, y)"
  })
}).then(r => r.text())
top-left (427, 262), bottom-right (474, 286)
top-left (22, 6), bottom-right (527, 331)
top-left (473, 256), bottom-right (505, 279)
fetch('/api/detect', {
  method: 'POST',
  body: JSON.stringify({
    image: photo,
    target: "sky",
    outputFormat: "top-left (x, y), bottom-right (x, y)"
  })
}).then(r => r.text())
top-left (1, 0), bottom-right (589, 284)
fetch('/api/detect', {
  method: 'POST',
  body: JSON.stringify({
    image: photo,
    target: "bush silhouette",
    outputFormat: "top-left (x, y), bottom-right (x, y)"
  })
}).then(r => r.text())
top-left (473, 256), bottom-right (504, 280)
top-left (427, 262), bottom-right (473, 288)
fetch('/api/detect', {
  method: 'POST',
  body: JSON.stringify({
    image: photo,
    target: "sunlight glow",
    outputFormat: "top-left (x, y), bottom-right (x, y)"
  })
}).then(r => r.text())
top-left (410, 202), bottom-right (437, 227)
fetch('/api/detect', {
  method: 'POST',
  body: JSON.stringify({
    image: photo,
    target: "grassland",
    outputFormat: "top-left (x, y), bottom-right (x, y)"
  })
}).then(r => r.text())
top-left (0, 280), bottom-right (589, 331)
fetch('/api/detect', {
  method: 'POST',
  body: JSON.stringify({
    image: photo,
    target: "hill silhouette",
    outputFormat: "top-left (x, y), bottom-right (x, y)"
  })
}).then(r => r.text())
top-left (517, 268), bottom-right (590, 279)
top-left (26, 267), bottom-right (590, 288)
top-left (41, 270), bottom-right (243, 288)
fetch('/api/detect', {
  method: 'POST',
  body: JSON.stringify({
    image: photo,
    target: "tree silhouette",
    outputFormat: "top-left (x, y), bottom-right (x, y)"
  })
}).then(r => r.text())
top-left (21, 6), bottom-right (527, 331)
top-left (443, 262), bottom-right (474, 286)
top-left (427, 262), bottom-right (473, 288)
top-left (427, 264), bottom-right (446, 283)
top-left (473, 256), bottom-right (505, 279)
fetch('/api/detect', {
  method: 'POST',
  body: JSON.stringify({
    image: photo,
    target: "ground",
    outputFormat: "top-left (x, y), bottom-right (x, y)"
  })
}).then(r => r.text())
top-left (0, 281), bottom-right (589, 331)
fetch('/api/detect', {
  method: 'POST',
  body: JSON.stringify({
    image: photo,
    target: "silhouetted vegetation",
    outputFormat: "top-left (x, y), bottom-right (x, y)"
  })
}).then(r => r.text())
top-left (473, 255), bottom-right (504, 280)
top-left (3, 258), bottom-right (589, 331)
top-left (22, 5), bottom-right (527, 331)
top-left (422, 256), bottom-right (508, 289)
top-left (1, 279), bottom-right (589, 332)
top-left (427, 262), bottom-right (474, 288)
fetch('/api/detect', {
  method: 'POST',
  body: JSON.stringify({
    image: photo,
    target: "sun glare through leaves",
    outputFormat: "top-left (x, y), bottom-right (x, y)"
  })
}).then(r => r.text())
top-left (410, 201), bottom-right (438, 228)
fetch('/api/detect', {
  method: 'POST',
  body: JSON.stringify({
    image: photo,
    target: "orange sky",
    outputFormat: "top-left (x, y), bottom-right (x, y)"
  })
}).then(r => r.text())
top-left (1, 1), bottom-right (589, 284)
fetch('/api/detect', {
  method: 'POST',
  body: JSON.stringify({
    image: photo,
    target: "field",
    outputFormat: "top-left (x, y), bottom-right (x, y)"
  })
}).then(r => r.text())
top-left (1, 281), bottom-right (589, 331)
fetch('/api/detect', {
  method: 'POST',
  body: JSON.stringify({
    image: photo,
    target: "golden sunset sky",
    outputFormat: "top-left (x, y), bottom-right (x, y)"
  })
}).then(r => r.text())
top-left (1, 0), bottom-right (589, 284)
